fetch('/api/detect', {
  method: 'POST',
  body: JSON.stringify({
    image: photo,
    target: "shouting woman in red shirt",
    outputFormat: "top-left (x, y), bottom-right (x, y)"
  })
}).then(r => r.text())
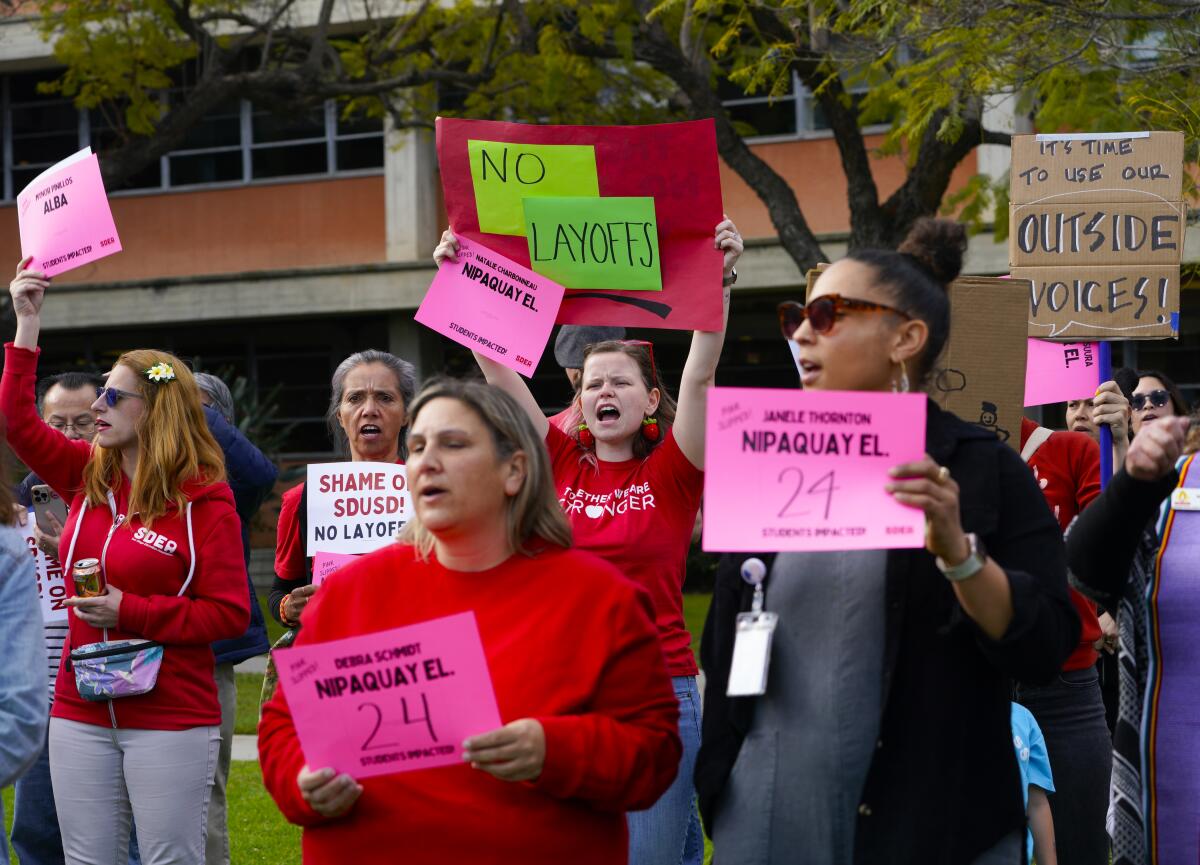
top-left (259, 379), bottom-right (680, 864)
top-left (434, 217), bottom-right (742, 865)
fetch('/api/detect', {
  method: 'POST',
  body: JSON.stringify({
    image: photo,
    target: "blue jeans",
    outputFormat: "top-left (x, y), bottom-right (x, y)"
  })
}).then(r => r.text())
top-left (627, 675), bottom-right (704, 865)
top-left (11, 730), bottom-right (143, 865)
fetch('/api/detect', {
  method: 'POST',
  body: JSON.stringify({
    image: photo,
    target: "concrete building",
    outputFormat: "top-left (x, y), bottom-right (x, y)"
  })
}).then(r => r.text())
top-left (1, 9), bottom-right (1197, 473)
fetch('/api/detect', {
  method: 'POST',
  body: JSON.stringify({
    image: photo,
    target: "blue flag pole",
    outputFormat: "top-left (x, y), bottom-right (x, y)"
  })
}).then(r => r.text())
top-left (1098, 342), bottom-right (1113, 489)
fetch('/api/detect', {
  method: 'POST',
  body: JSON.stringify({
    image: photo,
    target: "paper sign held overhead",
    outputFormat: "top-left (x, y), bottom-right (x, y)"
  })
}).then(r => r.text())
top-left (415, 237), bottom-right (566, 377)
top-left (524, 196), bottom-right (662, 291)
top-left (17, 148), bottom-right (122, 277)
top-left (438, 117), bottom-right (723, 331)
top-left (305, 463), bottom-right (412, 556)
top-left (1024, 339), bottom-right (1102, 407)
top-left (275, 612), bottom-right (502, 779)
top-left (467, 140), bottom-right (599, 236)
top-left (1009, 131), bottom-right (1185, 340)
top-left (702, 388), bottom-right (927, 553)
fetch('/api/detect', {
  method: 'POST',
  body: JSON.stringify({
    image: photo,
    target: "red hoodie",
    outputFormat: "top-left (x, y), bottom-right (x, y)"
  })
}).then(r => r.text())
top-left (1, 344), bottom-right (250, 730)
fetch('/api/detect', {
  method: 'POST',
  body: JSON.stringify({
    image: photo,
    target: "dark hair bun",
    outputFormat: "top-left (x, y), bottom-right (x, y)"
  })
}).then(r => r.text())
top-left (897, 218), bottom-right (967, 286)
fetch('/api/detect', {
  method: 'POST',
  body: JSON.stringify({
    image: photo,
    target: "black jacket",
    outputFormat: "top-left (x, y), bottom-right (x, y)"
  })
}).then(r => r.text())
top-left (696, 401), bottom-right (1080, 865)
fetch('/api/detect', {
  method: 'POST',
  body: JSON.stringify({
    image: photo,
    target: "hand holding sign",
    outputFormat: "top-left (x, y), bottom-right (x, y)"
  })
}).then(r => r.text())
top-left (885, 456), bottom-right (968, 563)
top-left (297, 765), bottom-right (363, 819)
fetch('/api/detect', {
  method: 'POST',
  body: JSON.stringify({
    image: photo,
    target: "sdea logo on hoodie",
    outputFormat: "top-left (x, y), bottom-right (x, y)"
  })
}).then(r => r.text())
top-left (133, 527), bottom-right (179, 556)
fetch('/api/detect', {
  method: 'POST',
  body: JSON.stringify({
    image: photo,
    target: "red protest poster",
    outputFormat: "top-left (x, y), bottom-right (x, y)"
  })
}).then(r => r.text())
top-left (436, 117), bottom-right (724, 331)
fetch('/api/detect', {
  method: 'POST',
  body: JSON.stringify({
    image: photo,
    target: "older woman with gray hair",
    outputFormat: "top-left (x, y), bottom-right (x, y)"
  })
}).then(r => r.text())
top-left (267, 350), bottom-right (417, 630)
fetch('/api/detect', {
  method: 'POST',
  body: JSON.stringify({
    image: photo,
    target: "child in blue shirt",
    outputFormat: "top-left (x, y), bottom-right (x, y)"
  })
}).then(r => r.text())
top-left (1012, 702), bottom-right (1057, 864)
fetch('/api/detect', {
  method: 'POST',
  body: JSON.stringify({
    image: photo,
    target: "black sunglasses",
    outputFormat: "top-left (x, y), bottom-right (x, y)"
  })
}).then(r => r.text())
top-left (1130, 389), bottom-right (1171, 412)
top-left (778, 294), bottom-right (911, 339)
top-left (95, 386), bottom-right (143, 407)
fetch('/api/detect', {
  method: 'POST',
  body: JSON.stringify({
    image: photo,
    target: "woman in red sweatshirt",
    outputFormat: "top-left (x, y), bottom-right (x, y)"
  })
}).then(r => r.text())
top-left (4, 259), bottom-right (250, 865)
top-left (259, 378), bottom-right (681, 864)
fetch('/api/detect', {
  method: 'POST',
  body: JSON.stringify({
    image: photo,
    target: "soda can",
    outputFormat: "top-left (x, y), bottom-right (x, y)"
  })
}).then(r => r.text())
top-left (72, 558), bottom-right (103, 598)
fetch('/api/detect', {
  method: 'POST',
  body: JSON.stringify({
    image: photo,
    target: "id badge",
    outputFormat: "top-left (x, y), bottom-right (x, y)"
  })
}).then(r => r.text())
top-left (726, 611), bottom-right (778, 697)
top-left (1170, 488), bottom-right (1200, 511)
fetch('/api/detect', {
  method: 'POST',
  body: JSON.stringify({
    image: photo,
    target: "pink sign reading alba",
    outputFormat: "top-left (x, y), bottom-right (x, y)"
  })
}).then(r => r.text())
top-left (1023, 339), bottom-right (1101, 407)
top-left (416, 237), bottom-right (566, 377)
top-left (17, 148), bottom-right (122, 277)
top-left (703, 388), bottom-right (928, 553)
top-left (275, 612), bottom-right (502, 779)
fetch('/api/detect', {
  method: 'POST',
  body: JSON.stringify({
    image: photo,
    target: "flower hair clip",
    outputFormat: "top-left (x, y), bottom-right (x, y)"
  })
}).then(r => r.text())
top-left (145, 362), bottom-right (176, 383)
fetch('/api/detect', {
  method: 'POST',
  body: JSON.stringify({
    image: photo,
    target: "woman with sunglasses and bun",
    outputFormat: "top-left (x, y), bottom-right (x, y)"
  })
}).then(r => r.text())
top-left (3, 260), bottom-right (250, 865)
top-left (433, 218), bottom-right (742, 865)
top-left (696, 219), bottom-right (1078, 865)
top-left (1130, 370), bottom-right (1188, 436)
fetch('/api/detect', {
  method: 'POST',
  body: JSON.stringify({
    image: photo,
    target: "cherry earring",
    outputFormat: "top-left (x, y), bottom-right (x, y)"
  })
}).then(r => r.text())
top-left (576, 423), bottom-right (595, 449)
top-left (641, 417), bottom-right (660, 442)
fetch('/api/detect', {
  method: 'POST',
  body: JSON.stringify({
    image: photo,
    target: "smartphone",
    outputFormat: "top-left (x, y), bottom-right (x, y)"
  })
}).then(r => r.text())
top-left (31, 484), bottom-right (68, 534)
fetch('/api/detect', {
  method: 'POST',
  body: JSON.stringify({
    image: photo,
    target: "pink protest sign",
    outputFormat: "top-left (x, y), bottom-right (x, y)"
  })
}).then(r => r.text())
top-left (703, 388), bottom-right (928, 553)
top-left (17, 148), bottom-right (122, 277)
top-left (311, 551), bottom-right (359, 587)
top-left (274, 611), bottom-right (502, 779)
top-left (415, 237), bottom-right (565, 377)
top-left (1023, 339), bottom-right (1101, 406)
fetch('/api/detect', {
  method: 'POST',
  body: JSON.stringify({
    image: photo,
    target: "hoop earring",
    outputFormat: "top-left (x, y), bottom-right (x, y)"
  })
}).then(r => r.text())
top-left (641, 417), bottom-right (660, 442)
top-left (892, 360), bottom-right (911, 394)
top-left (576, 423), bottom-right (595, 449)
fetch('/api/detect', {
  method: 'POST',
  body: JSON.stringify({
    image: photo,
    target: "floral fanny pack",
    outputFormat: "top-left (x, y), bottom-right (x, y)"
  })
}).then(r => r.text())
top-left (68, 639), bottom-right (164, 701)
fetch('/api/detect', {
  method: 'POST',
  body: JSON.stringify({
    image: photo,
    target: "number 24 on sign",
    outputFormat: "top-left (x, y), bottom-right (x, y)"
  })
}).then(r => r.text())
top-left (777, 468), bottom-right (838, 520)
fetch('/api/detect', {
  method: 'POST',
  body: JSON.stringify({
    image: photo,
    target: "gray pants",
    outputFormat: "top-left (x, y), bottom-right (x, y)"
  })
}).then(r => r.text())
top-left (205, 663), bottom-right (237, 865)
top-left (49, 717), bottom-right (219, 865)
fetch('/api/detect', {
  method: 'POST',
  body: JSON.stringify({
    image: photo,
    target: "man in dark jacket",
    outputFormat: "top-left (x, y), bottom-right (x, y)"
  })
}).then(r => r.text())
top-left (195, 373), bottom-right (277, 865)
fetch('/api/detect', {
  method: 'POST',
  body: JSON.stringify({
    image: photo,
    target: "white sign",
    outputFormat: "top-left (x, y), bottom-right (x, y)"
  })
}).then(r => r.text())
top-left (305, 463), bottom-right (412, 556)
top-left (19, 509), bottom-right (68, 623)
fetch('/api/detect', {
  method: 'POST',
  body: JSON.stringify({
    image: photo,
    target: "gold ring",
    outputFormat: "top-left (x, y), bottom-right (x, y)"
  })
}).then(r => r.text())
top-left (936, 466), bottom-right (951, 485)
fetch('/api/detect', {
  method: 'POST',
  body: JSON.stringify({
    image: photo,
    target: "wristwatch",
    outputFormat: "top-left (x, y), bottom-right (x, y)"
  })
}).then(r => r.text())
top-left (936, 533), bottom-right (987, 582)
top-left (722, 268), bottom-right (738, 287)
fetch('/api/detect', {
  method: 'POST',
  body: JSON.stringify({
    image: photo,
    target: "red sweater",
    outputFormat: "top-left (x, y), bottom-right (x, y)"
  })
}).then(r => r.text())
top-left (259, 544), bottom-right (681, 865)
top-left (1020, 417), bottom-right (1102, 670)
top-left (1, 344), bottom-right (250, 730)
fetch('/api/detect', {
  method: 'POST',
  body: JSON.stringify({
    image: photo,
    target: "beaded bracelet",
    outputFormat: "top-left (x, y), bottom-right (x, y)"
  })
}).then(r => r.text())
top-left (279, 593), bottom-right (296, 628)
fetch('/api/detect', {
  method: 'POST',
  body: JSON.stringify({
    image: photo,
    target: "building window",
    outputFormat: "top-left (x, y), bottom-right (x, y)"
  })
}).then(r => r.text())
top-left (1, 71), bottom-right (384, 200)
top-left (720, 71), bottom-right (882, 142)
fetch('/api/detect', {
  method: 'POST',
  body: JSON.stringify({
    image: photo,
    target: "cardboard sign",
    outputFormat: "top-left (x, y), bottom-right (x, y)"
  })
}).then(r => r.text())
top-left (807, 267), bottom-right (1028, 451)
top-left (702, 388), bottom-right (927, 553)
top-left (305, 463), bottom-right (411, 556)
top-left (1024, 339), bottom-right (1101, 406)
top-left (467, 140), bottom-right (600, 236)
top-left (17, 148), bottom-right (122, 277)
top-left (438, 117), bottom-right (723, 331)
top-left (1020, 264), bottom-right (1179, 339)
top-left (524, 196), bottom-right (662, 291)
top-left (18, 510), bottom-right (68, 623)
top-left (415, 237), bottom-right (565, 377)
top-left (1009, 131), bottom-right (1185, 339)
top-left (312, 551), bottom-right (359, 587)
top-left (930, 275), bottom-right (1031, 449)
top-left (275, 612), bottom-right (502, 779)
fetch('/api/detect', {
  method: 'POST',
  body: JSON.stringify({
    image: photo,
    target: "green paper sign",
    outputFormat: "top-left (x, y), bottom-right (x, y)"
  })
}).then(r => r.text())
top-left (468, 140), bottom-right (600, 236)
top-left (524, 196), bottom-right (663, 291)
